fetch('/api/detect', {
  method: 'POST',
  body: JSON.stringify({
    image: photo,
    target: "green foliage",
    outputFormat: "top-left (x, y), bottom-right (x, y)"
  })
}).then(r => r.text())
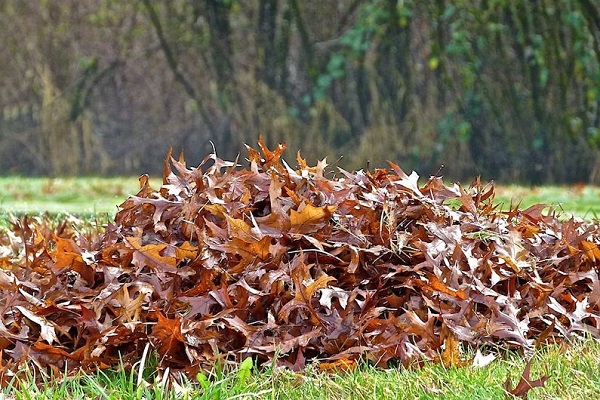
top-left (2, 341), bottom-right (600, 398)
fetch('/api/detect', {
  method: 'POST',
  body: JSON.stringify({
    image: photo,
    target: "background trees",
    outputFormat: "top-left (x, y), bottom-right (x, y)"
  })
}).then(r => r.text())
top-left (0, 0), bottom-right (598, 184)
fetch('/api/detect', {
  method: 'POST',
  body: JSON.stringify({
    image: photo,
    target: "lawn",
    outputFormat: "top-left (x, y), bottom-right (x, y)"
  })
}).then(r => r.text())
top-left (2, 176), bottom-right (598, 218)
top-left (1, 176), bottom-right (600, 398)
top-left (494, 184), bottom-right (600, 219)
top-left (0, 176), bottom-right (161, 215)
top-left (5, 339), bottom-right (600, 399)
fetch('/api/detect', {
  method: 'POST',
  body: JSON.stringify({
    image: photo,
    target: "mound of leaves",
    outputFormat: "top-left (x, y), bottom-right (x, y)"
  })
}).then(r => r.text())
top-left (1, 140), bottom-right (600, 386)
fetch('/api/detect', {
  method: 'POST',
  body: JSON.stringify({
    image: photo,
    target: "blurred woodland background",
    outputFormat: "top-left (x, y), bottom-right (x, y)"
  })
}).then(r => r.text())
top-left (0, 0), bottom-right (598, 184)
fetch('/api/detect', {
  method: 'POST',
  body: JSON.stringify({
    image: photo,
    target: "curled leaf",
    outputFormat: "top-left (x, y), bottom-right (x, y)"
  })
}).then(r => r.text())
top-left (504, 361), bottom-right (549, 398)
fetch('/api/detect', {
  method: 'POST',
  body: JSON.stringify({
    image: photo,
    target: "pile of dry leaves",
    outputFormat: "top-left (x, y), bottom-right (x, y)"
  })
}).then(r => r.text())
top-left (1, 139), bottom-right (599, 389)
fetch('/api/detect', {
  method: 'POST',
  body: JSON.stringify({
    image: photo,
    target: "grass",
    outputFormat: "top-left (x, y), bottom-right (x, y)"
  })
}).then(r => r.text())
top-left (2, 339), bottom-right (600, 399)
top-left (2, 177), bottom-right (600, 397)
top-left (0, 176), bottom-right (161, 215)
top-left (1, 176), bottom-right (598, 218)
top-left (494, 184), bottom-right (600, 219)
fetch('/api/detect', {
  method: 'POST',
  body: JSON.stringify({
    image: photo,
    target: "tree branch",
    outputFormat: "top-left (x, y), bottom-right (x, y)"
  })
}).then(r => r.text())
top-left (141, 0), bottom-right (215, 131)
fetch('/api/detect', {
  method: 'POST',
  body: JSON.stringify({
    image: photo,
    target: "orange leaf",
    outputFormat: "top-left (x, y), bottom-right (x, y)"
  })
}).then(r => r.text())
top-left (284, 186), bottom-right (302, 206)
top-left (423, 274), bottom-right (467, 300)
top-left (290, 203), bottom-right (336, 234)
top-left (225, 214), bottom-right (256, 242)
top-left (204, 204), bottom-right (227, 217)
top-left (227, 236), bottom-right (273, 273)
top-left (126, 237), bottom-right (177, 272)
top-left (175, 241), bottom-right (198, 262)
top-left (318, 358), bottom-right (358, 373)
top-left (434, 331), bottom-right (470, 368)
top-left (152, 311), bottom-right (186, 361)
top-left (257, 135), bottom-right (286, 168)
top-left (245, 236), bottom-right (272, 260)
top-left (278, 255), bottom-right (336, 324)
top-left (298, 274), bottom-right (337, 303)
top-left (581, 240), bottom-right (600, 263)
top-left (499, 255), bottom-right (521, 273)
top-left (50, 236), bottom-right (95, 285)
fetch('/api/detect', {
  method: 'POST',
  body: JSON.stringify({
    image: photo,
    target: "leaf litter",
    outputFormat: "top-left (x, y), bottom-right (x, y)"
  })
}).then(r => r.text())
top-left (0, 138), bottom-right (596, 395)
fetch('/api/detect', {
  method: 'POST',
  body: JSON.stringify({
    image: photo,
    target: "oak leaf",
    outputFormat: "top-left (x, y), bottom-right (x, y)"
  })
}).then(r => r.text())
top-left (504, 361), bottom-right (549, 398)
top-left (290, 203), bottom-right (337, 234)
top-left (318, 358), bottom-right (358, 373)
top-left (151, 311), bottom-right (187, 362)
top-left (126, 237), bottom-right (177, 273)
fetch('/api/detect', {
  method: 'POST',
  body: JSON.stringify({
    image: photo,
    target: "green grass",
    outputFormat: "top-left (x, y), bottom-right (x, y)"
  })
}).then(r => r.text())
top-left (3, 339), bottom-right (600, 399)
top-left (0, 176), bottom-right (161, 215)
top-left (2, 177), bottom-right (600, 397)
top-left (495, 185), bottom-right (600, 219)
top-left (2, 177), bottom-right (598, 219)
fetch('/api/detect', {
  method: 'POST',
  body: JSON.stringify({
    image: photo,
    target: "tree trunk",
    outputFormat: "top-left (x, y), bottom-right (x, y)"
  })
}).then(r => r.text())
top-left (39, 65), bottom-right (82, 176)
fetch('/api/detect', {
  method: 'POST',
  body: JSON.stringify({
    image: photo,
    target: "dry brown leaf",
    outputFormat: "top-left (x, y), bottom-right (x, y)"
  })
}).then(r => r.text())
top-left (318, 358), bottom-right (358, 373)
top-left (581, 240), bottom-right (600, 263)
top-left (0, 139), bottom-right (599, 385)
top-left (434, 330), bottom-right (470, 368)
top-left (504, 361), bottom-right (549, 398)
top-left (126, 236), bottom-right (177, 273)
top-left (290, 203), bottom-right (337, 234)
top-left (151, 311), bottom-right (187, 362)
